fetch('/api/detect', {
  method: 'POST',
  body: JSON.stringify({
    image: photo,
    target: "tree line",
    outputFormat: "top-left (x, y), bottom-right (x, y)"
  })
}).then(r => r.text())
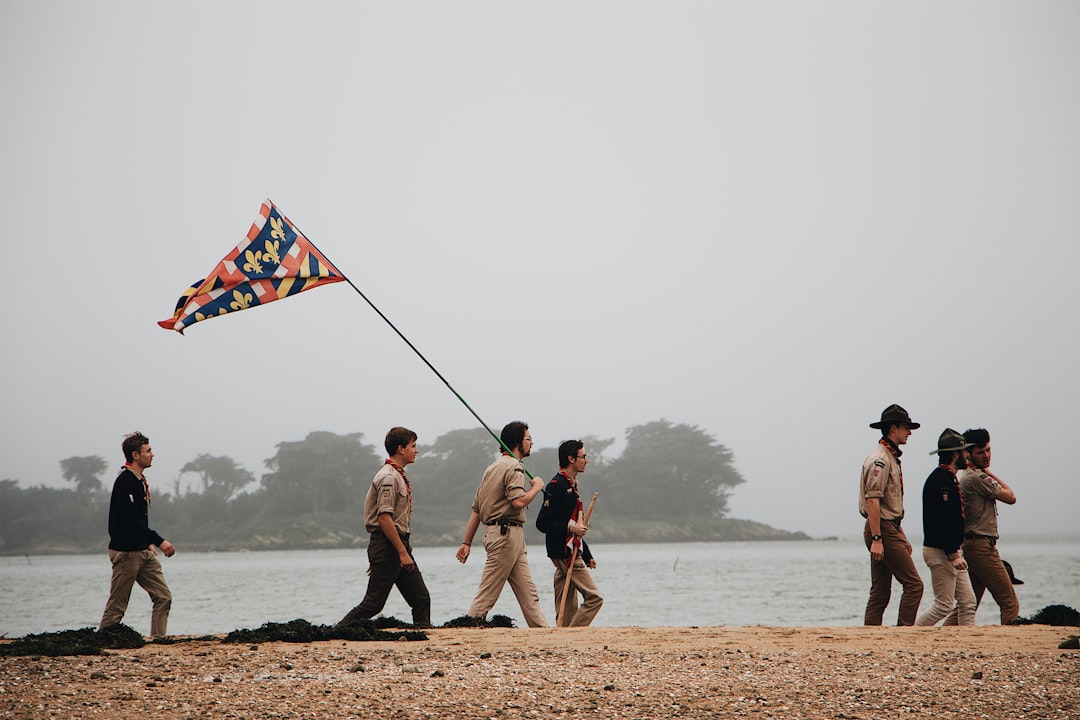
top-left (0, 420), bottom-right (807, 555)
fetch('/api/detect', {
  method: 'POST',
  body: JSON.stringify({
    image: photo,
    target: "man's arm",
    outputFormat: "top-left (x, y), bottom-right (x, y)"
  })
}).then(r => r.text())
top-left (865, 497), bottom-right (884, 561)
top-left (511, 474), bottom-right (545, 509)
top-left (984, 469), bottom-right (1017, 504)
top-left (378, 512), bottom-right (415, 570)
top-left (456, 510), bottom-right (481, 563)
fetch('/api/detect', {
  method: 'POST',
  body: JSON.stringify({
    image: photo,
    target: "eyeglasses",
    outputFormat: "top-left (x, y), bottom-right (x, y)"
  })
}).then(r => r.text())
top-left (523, 436), bottom-right (533, 442)
top-left (575, 454), bottom-right (587, 460)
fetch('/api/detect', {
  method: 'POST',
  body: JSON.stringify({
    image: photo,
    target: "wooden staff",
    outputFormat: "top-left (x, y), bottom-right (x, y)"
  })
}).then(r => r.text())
top-left (557, 492), bottom-right (598, 628)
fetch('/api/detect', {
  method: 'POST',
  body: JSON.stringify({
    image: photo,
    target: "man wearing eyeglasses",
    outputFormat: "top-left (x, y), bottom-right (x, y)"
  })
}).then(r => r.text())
top-left (537, 439), bottom-right (603, 627)
top-left (456, 420), bottom-right (548, 627)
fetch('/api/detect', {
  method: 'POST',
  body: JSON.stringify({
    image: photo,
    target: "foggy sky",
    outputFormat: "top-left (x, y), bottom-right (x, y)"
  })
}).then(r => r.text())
top-left (2, 1), bottom-right (1078, 539)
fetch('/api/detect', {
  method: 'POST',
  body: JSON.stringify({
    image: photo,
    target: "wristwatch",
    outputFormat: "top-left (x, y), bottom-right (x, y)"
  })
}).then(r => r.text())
top-left (871, 534), bottom-right (882, 541)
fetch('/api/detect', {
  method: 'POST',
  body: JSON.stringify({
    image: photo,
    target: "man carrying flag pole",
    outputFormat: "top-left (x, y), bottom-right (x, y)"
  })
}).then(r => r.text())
top-left (537, 440), bottom-right (603, 627)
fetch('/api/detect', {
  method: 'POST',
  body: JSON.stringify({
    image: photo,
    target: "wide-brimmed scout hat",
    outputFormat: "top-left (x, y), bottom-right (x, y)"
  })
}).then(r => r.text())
top-left (928, 428), bottom-right (975, 455)
top-left (869, 404), bottom-right (920, 430)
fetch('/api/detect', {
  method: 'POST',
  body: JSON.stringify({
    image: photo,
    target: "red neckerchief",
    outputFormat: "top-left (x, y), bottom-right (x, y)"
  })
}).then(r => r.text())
top-left (879, 438), bottom-right (904, 494)
top-left (385, 459), bottom-right (411, 513)
top-left (939, 463), bottom-right (964, 520)
top-left (559, 470), bottom-right (584, 559)
top-left (124, 463), bottom-right (150, 507)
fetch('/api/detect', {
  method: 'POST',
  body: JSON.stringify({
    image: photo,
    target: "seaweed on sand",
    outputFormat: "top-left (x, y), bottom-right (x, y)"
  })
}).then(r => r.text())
top-left (222, 618), bottom-right (427, 644)
top-left (0, 623), bottom-right (144, 657)
top-left (440, 613), bottom-right (515, 628)
top-left (1013, 604), bottom-right (1080, 627)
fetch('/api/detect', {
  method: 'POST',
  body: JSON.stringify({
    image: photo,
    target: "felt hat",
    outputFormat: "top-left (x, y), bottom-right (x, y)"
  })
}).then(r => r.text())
top-left (929, 428), bottom-right (975, 455)
top-left (869, 404), bottom-right (921, 430)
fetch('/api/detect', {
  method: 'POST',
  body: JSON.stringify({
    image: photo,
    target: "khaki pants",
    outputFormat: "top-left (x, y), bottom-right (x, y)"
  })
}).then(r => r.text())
top-left (551, 556), bottom-right (603, 627)
top-left (916, 546), bottom-right (976, 626)
top-left (99, 549), bottom-right (172, 637)
top-left (943, 537), bottom-right (1019, 625)
top-left (467, 524), bottom-right (548, 627)
top-left (863, 520), bottom-right (923, 626)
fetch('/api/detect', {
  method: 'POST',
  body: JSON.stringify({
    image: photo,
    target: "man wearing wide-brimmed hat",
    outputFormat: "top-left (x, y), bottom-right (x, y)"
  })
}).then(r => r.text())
top-left (916, 429), bottom-right (977, 626)
top-left (859, 404), bottom-right (924, 626)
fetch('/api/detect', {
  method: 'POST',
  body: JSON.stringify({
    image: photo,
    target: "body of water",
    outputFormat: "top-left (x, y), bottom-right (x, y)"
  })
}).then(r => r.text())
top-left (2, 536), bottom-right (1077, 637)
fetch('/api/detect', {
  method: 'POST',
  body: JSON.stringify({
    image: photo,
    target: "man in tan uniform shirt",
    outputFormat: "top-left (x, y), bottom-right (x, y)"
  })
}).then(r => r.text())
top-left (945, 427), bottom-right (1019, 625)
top-left (860, 404), bottom-right (924, 626)
top-left (456, 421), bottom-right (548, 627)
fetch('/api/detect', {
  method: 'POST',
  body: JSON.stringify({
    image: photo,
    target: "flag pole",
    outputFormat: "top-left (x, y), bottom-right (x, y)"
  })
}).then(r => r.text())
top-left (286, 211), bottom-right (533, 476)
top-left (557, 492), bottom-right (598, 628)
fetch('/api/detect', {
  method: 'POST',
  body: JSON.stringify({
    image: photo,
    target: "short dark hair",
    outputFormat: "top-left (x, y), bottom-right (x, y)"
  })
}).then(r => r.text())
top-left (558, 440), bottom-right (584, 469)
top-left (122, 431), bottom-right (149, 462)
top-left (385, 426), bottom-right (417, 456)
top-left (963, 428), bottom-right (990, 449)
top-left (500, 421), bottom-right (529, 453)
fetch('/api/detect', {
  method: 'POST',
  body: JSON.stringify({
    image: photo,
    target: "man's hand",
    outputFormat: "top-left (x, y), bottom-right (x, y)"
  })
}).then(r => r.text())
top-left (951, 555), bottom-right (968, 571)
top-left (869, 538), bottom-right (884, 561)
top-left (529, 475), bottom-right (544, 490)
top-left (568, 520), bottom-right (588, 537)
top-left (158, 541), bottom-right (175, 558)
top-left (456, 543), bottom-right (471, 564)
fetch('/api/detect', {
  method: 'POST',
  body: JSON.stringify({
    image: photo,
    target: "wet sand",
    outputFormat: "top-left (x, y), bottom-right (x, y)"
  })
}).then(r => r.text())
top-left (3, 625), bottom-right (1078, 719)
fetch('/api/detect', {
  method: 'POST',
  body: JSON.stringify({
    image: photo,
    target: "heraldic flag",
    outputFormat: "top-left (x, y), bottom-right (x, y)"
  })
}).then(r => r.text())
top-left (159, 199), bottom-right (345, 333)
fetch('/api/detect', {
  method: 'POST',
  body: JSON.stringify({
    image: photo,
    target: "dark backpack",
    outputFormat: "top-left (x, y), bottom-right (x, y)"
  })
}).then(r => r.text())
top-left (535, 487), bottom-right (554, 533)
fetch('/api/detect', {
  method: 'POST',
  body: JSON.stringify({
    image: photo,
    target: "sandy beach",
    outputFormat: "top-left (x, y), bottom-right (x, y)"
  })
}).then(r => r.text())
top-left (3, 625), bottom-right (1078, 719)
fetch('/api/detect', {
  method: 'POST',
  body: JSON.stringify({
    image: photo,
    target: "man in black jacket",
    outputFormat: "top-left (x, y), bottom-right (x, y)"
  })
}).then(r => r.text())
top-left (99, 431), bottom-right (175, 637)
top-left (916, 428), bottom-right (976, 626)
top-left (537, 440), bottom-right (603, 627)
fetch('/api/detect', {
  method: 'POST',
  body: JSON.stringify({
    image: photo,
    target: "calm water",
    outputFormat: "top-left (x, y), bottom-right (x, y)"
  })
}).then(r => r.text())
top-left (2, 536), bottom-right (1077, 637)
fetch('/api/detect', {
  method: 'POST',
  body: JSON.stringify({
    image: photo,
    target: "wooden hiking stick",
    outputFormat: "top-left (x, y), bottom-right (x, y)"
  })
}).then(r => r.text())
top-left (557, 492), bottom-right (598, 628)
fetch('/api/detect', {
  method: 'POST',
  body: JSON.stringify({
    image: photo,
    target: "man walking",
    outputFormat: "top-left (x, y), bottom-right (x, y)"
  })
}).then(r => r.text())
top-left (916, 429), bottom-right (977, 626)
top-left (99, 431), bottom-right (175, 637)
top-left (859, 404), bottom-right (924, 626)
top-left (951, 427), bottom-right (1020, 624)
top-left (538, 440), bottom-right (603, 627)
top-left (456, 421), bottom-right (548, 627)
top-left (339, 427), bottom-right (431, 628)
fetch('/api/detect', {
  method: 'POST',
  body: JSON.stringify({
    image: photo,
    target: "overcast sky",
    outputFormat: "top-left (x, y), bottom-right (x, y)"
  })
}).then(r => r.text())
top-left (2, 2), bottom-right (1077, 539)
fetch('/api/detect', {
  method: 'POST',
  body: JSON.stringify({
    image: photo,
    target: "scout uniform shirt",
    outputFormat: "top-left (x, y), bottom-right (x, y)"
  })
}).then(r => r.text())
top-left (472, 453), bottom-right (528, 524)
top-left (363, 463), bottom-right (412, 535)
top-left (859, 440), bottom-right (905, 521)
top-left (957, 467), bottom-right (1004, 538)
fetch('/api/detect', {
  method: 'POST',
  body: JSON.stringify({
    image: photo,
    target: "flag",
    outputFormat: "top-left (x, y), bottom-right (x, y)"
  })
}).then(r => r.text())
top-left (159, 200), bottom-right (345, 333)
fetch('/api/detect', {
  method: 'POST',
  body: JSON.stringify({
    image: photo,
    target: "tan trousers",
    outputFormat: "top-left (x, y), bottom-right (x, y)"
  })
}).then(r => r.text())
top-left (916, 546), bottom-right (976, 626)
top-left (943, 537), bottom-right (1020, 625)
top-left (467, 524), bottom-right (548, 627)
top-left (99, 549), bottom-right (172, 637)
top-left (863, 520), bottom-right (923, 626)
top-left (551, 556), bottom-right (603, 627)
